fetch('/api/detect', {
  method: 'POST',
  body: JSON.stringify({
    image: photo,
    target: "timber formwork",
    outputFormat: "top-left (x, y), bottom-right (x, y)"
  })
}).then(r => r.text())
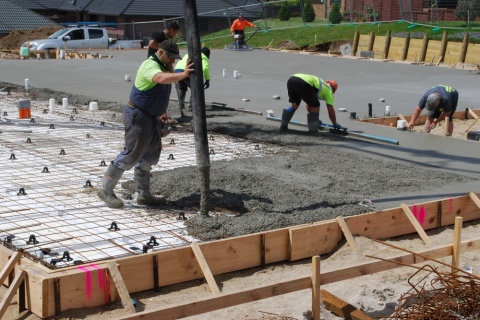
top-left (1, 191), bottom-right (480, 319)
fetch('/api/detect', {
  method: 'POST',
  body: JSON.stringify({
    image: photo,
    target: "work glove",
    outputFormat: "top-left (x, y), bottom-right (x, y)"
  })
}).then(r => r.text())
top-left (204, 80), bottom-right (210, 90)
top-left (333, 123), bottom-right (342, 130)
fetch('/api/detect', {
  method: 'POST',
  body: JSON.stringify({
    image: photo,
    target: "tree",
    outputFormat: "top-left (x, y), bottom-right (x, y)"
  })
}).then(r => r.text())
top-left (455, 0), bottom-right (480, 24)
top-left (303, 0), bottom-right (316, 22)
top-left (278, 1), bottom-right (290, 21)
top-left (329, 1), bottom-right (342, 24)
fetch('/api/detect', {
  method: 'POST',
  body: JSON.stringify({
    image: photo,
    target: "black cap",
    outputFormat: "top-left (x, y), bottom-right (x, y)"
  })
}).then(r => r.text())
top-left (158, 40), bottom-right (181, 59)
top-left (239, 13), bottom-right (244, 17)
top-left (201, 47), bottom-right (210, 59)
top-left (167, 21), bottom-right (179, 30)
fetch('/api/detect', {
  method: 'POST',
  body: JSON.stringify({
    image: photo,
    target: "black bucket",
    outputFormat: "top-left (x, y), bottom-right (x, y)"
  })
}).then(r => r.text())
top-left (350, 112), bottom-right (356, 119)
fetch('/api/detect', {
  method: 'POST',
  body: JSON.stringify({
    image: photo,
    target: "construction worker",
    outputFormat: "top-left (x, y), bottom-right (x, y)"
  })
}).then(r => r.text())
top-left (174, 47), bottom-right (211, 110)
top-left (231, 13), bottom-right (256, 49)
top-left (97, 40), bottom-right (194, 209)
top-left (408, 85), bottom-right (458, 136)
top-left (147, 21), bottom-right (180, 58)
top-left (280, 74), bottom-right (340, 133)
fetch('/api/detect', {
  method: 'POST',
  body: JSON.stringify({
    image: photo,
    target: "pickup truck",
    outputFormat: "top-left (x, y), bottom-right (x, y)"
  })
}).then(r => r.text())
top-left (20, 27), bottom-right (142, 59)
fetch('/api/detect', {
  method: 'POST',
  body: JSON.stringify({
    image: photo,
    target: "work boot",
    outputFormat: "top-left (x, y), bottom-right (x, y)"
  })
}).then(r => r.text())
top-left (134, 167), bottom-right (167, 206)
top-left (178, 88), bottom-right (186, 110)
top-left (307, 113), bottom-right (319, 133)
top-left (280, 109), bottom-right (294, 132)
top-left (97, 164), bottom-right (125, 209)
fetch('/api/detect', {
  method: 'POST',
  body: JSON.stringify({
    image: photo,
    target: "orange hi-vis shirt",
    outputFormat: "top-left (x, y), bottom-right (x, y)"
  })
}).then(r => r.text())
top-left (231, 19), bottom-right (254, 32)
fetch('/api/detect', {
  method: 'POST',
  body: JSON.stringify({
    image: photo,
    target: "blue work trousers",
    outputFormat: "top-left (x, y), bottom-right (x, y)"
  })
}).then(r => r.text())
top-left (113, 106), bottom-right (162, 171)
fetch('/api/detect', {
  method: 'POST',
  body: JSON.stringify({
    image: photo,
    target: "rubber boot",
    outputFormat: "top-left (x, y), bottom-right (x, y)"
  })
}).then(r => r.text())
top-left (307, 113), bottom-right (319, 133)
top-left (178, 88), bottom-right (187, 110)
top-left (97, 164), bottom-right (125, 209)
top-left (134, 167), bottom-right (167, 206)
top-left (280, 109), bottom-right (294, 132)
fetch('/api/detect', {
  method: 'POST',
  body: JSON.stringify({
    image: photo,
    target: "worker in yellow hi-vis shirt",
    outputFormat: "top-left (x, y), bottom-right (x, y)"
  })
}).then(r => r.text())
top-left (280, 74), bottom-right (340, 133)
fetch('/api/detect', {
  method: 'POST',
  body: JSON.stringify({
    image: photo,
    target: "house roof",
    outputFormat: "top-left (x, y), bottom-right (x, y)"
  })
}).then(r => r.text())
top-left (2, 0), bottom-right (263, 20)
top-left (87, 0), bottom-right (132, 16)
top-left (57, 0), bottom-right (95, 12)
top-left (0, 0), bottom-right (59, 31)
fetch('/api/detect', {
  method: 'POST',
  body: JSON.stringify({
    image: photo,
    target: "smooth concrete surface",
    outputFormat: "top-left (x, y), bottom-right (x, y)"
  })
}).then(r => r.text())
top-left (1, 49), bottom-right (479, 208)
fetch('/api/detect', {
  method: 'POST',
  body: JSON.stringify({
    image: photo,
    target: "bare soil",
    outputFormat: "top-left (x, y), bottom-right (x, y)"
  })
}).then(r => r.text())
top-left (0, 26), bottom-right (63, 51)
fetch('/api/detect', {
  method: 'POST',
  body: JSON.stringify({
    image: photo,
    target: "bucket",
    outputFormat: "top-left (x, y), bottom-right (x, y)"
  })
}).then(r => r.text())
top-left (25, 79), bottom-right (30, 90)
top-left (125, 75), bottom-right (131, 82)
top-left (49, 98), bottom-right (56, 113)
top-left (89, 101), bottom-right (98, 111)
top-left (350, 112), bottom-right (356, 119)
top-left (18, 99), bottom-right (31, 119)
top-left (233, 70), bottom-right (240, 78)
top-left (20, 47), bottom-right (29, 57)
top-left (222, 69), bottom-right (226, 77)
top-left (397, 119), bottom-right (407, 130)
top-left (59, 50), bottom-right (65, 59)
top-left (62, 98), bottom-right (68, 109)
top-left (385, 105), bottom-right (391, 116)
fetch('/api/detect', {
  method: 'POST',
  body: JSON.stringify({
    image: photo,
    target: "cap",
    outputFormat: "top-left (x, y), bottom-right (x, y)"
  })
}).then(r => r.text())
top-left (326, 80), bottom-right (338, 93)
top-left (201, 47), bottom-right (210, 59)
top-left (158, 40), bottom-right (182, 60)
top-left (166, 21), bottom-right (180, 30)
top-left (425, 93), bottom-right (440, 111)
top-left (239, 13), bottom-right (244, 17)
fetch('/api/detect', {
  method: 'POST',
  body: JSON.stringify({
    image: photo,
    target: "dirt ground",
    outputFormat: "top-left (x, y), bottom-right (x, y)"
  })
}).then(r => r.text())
top-left (1, 85), bottom-right (480, 319)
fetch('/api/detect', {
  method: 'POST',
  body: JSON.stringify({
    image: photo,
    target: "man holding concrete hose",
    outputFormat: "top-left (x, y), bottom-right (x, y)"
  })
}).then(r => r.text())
top-left (408, 85), bottom-right (458, 136)
top-left (97, 40), bottom-right (194, 209)
top-left (280, 74), bottom-right (340, 133)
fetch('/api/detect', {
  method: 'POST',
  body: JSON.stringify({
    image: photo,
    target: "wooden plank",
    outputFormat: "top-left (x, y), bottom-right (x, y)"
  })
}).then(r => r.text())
top-left (0, 269), bottom-right (26, 319)
top-left (406, 38), bottom-right (424, 61)
top-left (289, 221), bottom-right (342, 261)
top-left (0, 251), bottom-right (21, 286)
top-left (108, 262), bottom-right (136, 314)
top-left (443, 42), bottom-right (462, 65)
top-left (118, 238), bottom-right (480, 320)
top-left (311, 256), bottom-right (320, 320)
top-left (190, 242), bottom-right (220, 295)
top-left (465, 42), bottom-right (480, 65)
top-left (451, 216), bottom-right (463, 272)
top-left (468, 108), bottom-right (479, 120)
top-left (400, 203), bottom-right (431, 246)
top-left (398, 114), bottom-right (408, 122)
top-left (469, 191), bottom-right (480, 209)
top-left (118, 277), bottom-right (312, 320)
top-left (336, 216), bottom-right (357, 250)
top-left (321, 289), bottom-right (373, 320)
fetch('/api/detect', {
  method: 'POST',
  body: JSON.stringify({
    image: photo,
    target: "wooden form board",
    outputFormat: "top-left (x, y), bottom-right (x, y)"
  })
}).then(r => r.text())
top-left (406, 38), bottom-right (425, 62)
top-left (371, 37), bottom-right (386, 59)
top-left (289, 221), bottom-right (341, 261)
top-left (352, 33), bottom-right (480, 65)
top-left (386, 37), bottom-right (405, 60)
top-left (443, 42), bottom-right (463, 65)
top-left (357, 35), bottom-right (370, 52)
top-left (360, 110), bottom-right (468, 127)
top-left (118, 238), bottom-right (480, 320)
top-left (465, 42), bottom-right (480, 65)
top-left (2, 192), bottom-right (480, 318)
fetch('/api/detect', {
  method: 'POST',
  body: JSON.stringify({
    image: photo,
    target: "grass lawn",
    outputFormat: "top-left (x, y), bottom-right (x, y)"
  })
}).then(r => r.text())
top-left (196, 17), bottom-right (480, 49)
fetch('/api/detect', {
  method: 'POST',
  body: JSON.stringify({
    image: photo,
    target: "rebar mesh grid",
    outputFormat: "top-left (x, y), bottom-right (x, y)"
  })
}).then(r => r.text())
top-left (0, 92), bottom-right (281, 269)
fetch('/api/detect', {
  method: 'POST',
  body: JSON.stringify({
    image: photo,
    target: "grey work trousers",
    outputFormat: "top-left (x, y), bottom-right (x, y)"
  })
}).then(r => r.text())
top-left (112, 105), bottom-right (162, 172)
